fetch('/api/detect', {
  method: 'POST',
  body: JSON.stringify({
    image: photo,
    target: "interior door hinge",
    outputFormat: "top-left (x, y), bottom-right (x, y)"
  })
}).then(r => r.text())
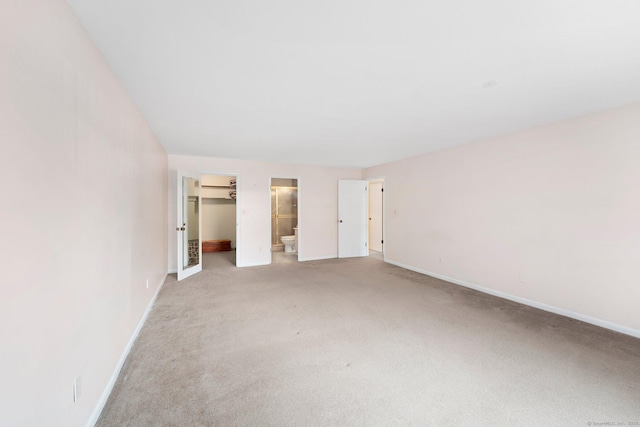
top-left (381, 188), bottom-right (384, 192)
top-left (381, 240), bottom-right (384, 244)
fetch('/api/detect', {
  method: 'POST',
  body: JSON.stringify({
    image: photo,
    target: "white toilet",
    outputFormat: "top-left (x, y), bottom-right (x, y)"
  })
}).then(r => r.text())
top-left (281, 235), bottom-right (296, 253)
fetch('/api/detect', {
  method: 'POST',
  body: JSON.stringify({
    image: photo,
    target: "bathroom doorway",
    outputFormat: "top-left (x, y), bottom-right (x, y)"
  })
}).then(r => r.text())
top-left (271, 178), bottom-right (298, 262)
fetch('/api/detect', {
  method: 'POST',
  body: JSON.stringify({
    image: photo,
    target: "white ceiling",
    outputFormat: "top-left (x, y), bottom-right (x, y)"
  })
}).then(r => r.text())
top-left (66, 0), bottom-right (640, 168)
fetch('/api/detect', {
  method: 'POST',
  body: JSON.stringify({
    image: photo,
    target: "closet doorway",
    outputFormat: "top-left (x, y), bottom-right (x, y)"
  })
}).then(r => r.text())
top-left (201, 174), bottom-right (237, 266)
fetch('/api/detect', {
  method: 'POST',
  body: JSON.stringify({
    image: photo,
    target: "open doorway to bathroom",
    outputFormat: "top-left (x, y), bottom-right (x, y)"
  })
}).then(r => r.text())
top-left (201, 174), bottom-right (237, 267)
top-left (271, 178), bottom-right (298, 263)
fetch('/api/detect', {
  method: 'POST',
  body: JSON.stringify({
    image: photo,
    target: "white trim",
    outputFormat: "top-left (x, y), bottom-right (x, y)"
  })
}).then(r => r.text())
top-left (385, 259), bottom-right (640, 339)
top-left (167, 268), bottom-right (177, 274)
top-left (86, 273), bottom-right (168, 427)
top-left (298, 255), bottom-right (337, 262)
top-left (236, 261), bottom-right (271, 268)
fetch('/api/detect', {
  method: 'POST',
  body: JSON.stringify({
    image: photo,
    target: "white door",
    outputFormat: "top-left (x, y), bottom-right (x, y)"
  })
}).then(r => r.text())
top-left (177, 170), bottom-right (202, 281)
top-left (338, 180), bottom-right (369, 258)
top-left (369, 180), bottom-right (383, 252)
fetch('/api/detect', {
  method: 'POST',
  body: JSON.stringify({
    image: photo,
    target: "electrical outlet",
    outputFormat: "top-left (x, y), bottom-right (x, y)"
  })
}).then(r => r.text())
top-left (439, 256), bottom-right (444, 264)
top-left (73, 376), bottom-right (81, 402)
top-left (146, 279), bottom-right (149, 289)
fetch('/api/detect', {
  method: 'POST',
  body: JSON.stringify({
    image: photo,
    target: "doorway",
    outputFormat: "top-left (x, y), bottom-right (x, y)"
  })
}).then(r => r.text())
top-left (201, 174), bottom-right (237, 266)
top-left (368, 179), bottom-right (384, 255)
top-left (271, 178), bottom-right (298, 262)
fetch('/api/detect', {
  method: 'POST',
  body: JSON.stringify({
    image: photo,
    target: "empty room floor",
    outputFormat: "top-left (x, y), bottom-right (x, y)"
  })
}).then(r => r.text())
top-left (97, 252), bottom-right (640, 426)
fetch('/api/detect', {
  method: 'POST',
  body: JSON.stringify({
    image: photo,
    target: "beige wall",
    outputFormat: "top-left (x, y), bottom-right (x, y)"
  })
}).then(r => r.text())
top-left (364, 103), bottom-right (640, 337)
top-left (0, 1), bottom-right (168, 426)
top-left (168, 155), bottom-right (361, 268)
top-left (3, 3), bottom-right (638, 427)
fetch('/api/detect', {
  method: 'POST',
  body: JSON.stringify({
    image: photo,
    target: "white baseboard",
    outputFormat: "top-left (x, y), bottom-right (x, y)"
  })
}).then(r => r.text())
top-left (298, 255), bottom-right (337, 262)
top-left (236, 261), bottom-right (271, 268)
top-left (385, 259), bottom-right (640, 339)
top-left (86, 273), bottom-right (168, 427)
top-left (167, 268), bottom-right (177, 274)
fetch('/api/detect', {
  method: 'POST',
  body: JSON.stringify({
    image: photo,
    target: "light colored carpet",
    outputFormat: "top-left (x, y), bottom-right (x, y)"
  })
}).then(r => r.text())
top-left (97, 252), bottom-right (640, 426)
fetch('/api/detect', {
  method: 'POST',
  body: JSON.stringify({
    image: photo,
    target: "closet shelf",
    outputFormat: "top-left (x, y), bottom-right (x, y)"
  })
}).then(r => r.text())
top-left (202, 185), bottom-right (233, 189)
